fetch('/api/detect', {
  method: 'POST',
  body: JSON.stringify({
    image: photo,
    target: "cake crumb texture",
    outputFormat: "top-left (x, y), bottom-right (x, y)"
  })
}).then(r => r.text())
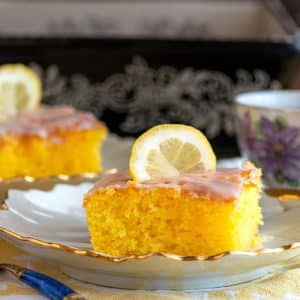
top-left (84, 176), bottom-right (262, 256)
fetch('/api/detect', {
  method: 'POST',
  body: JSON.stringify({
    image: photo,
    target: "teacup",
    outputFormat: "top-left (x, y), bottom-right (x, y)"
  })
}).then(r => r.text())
top-left (235, 90), bottom-right (300, 188)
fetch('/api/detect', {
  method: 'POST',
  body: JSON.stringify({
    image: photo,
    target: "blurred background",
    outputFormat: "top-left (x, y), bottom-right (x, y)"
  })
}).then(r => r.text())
top-left (0, 0), bottom-right (299, 158)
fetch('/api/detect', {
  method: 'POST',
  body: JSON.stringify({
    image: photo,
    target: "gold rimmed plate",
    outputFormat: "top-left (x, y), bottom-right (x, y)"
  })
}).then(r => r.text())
top-left (1, 175), bottom-right (300, 291)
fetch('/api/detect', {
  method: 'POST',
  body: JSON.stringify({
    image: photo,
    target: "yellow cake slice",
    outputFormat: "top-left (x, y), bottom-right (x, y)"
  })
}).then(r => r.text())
top-left (0, 105), bottom-right (107, 179)
top-left (84, 161), bottom-right (262, 256)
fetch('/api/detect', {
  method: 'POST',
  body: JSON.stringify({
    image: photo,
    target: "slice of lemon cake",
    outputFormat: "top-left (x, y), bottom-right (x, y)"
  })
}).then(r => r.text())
top-left (0, 105), bottom-right (107, 179)
top-left (84, 162), bottom-right (262, 256)
top-left (84, 124), bottom-right (262, 256)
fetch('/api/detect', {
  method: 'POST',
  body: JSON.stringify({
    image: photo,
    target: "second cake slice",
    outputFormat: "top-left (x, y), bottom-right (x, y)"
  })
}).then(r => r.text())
top-left (0, 105), bottom-right (107, 179)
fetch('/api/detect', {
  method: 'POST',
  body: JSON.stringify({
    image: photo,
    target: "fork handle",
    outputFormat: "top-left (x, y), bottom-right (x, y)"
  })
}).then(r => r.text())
top-left (4, 264), bottom-right (85, 300)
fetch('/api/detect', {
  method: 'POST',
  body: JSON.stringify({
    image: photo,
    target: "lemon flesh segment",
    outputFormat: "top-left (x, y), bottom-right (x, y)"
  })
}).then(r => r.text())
top-left (130, 124), bottom-right (216, 181)
top-left (0, 64), bottom-right (42, 122)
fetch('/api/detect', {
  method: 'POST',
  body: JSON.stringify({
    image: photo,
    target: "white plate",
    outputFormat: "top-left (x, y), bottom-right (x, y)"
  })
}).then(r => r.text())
top-left (1, 182), bottom-right (300, 291)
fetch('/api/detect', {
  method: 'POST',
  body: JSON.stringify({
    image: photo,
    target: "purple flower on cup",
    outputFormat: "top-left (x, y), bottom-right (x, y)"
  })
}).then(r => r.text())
top-left (237, 111), bottom-right (255, 151)
top-left (239, 112), bottom-right (300, 185)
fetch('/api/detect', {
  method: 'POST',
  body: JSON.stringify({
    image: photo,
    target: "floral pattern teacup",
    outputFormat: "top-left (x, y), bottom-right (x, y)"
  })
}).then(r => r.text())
top-left (235, 90), bottom-right (300, 188)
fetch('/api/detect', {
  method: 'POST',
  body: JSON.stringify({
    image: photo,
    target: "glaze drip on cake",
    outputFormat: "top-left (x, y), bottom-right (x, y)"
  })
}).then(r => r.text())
top-left (87, 161), bottom-right (260, 202)
top-left (0, 105), bottom-right (102, 138)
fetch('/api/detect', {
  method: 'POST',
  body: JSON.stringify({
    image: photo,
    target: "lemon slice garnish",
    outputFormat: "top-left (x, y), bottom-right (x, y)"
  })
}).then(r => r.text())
top-left (129, 124), bottom-right (216, 181)
top-left (0, 64), bottom-right (42, 122)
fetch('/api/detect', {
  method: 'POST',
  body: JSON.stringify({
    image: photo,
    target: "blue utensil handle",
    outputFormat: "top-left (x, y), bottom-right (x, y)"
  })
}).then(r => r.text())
top-left (20, 269), bottom-right (85, 300)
